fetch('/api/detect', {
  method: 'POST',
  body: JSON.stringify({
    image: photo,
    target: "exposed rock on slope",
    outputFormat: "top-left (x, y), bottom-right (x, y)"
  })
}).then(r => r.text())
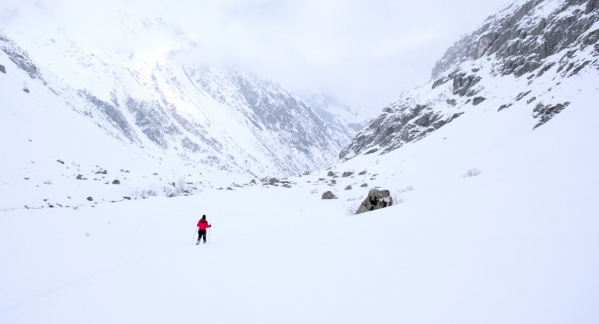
top-left (355, 189), bottom-right (392, 214)
top-left (340, 0), bottom-right (599, 161)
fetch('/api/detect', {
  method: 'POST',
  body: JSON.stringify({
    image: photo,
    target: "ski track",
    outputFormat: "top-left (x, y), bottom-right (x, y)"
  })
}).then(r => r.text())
top-left (0, 243), bottom-right (189, 316)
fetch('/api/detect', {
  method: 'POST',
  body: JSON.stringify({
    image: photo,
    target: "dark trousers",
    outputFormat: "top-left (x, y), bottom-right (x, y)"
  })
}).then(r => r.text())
top-left (198, 229), bottom-right (207, 242)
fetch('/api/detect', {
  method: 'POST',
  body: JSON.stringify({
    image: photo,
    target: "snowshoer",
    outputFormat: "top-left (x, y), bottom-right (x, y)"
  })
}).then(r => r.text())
top-left (197, 215), bottom-right (211, 244)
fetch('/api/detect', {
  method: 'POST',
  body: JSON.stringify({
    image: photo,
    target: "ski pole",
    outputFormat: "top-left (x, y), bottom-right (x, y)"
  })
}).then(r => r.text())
top-left (191, 227), bottom-right (197, 244)
top-left (208, 228), bottom-right (210, 243)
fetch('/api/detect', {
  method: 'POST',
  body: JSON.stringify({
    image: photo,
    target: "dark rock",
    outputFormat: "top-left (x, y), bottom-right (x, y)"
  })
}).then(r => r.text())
top-left (112, 180), bottom-right (120, 184)
top-left (515, 91), bottom-right (531, 101)
top-left (342, 171), bottom-right (354, 177)
top-left (345, 185), bottom-right (352, 190)
top-left (431, 77), bottom-right (449, 89)
top-left (226, 187), bottom-right (233, 190)
top-left (321, 191), bottom-right (337, 199)
top-left (76, 174), bottom-right (83, 180)
top-left (452, 73), bottom-right (481, 97)
top-left (355, 189), bottom-right (393, 214)
top-left (498, 103), bottom-right (513, 112)
top-left (56, 159), bottom-right (64, 164)
top-left (533, 102), bottom-right (570, 129)
top-left (586, 0), bottom-right (598, 14)
top-left (570, 61), bottom-right (591, 76)
top-left (358, 170), bottom-right (367, 175)
top-left (269, 178), bottom-right (280, 185)
top-left (250, 179), bottom-right (257, 185)
top-left (87, 197), bottom-right (93, 201)
top-left (361, 183), bottom-right (368, 187)
top-left (123, 197), bottom-right (131, 200)
top-left (22, 88), bottom-right (29, 93)
top-left (446, 99), bottom-right (457, 106)
top-left (473, 97), bottom-right (486, 105)
top-left (0, 35), bottom-right (45, 80)
top-left (0, 64), bottom-right (5, 74)
top-left (526, 97), bottom-right (537, 104)
top-left (330, 179), bottom-right (336, 185)
top-left (327, 171), bottom-right (335, 177)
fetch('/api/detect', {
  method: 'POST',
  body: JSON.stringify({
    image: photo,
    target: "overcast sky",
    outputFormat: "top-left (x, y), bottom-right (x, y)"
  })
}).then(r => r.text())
top-left (0, 0), bottom-right (514, 114)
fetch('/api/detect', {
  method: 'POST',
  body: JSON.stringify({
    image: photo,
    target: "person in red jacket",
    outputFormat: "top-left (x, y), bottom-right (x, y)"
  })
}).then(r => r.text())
top-left (197, 215), bottom-right (211, 244)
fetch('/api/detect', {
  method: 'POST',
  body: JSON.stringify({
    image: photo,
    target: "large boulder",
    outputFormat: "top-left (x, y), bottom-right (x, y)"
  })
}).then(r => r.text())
top-left (321, 191), bottom-right (337, 199)
top-left (355, 189), bottom-right (393, 214)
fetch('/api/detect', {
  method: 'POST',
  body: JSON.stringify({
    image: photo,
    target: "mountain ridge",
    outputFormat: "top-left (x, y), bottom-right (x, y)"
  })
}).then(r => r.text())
top-left (340, 0), bottom-right (598, 161)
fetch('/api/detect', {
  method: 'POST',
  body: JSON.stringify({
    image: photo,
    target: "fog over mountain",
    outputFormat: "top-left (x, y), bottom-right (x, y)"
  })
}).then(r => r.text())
top-left (1, 0), bottom-right (515, 113)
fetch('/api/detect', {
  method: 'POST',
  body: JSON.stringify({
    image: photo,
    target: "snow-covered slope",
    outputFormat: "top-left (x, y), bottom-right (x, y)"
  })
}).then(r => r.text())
top-left (1, 64), bottom-right (597, 323)
top-left (1, 1), bottom-right (598, 323)
top-left (0, 25), bottom-right (344, 174)
top-left (0, 14), bottom-right (354, 209)
top-left (340, 0), bottom-right (599, 160)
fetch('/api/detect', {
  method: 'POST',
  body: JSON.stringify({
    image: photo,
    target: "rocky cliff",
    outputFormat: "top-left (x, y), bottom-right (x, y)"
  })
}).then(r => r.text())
top-left (340, 0), bottom-right (599, 161)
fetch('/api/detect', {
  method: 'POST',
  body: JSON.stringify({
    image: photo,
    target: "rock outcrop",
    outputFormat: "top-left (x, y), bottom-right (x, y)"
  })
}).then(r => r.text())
top-left (321, 191), bottom-right (337, 199)
top-left (355, 189), bottom-right (393, 214)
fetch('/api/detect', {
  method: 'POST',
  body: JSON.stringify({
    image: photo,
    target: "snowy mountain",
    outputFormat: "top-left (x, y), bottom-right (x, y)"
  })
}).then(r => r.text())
top-left (340, 0), bottom-right (599, 160)
top-left (0, 24), bottom-right (345, 174)
top-left (0, 13), bottom-right (359, 209)
top-left (302, 94), bottom-right (369, 144)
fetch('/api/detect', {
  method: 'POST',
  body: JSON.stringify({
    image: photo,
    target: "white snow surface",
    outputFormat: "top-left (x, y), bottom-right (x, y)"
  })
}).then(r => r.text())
top-left (1, 64), bottom-right (598, 323)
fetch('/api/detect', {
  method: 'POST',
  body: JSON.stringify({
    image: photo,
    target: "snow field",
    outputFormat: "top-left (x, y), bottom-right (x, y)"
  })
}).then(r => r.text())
top-left (2, 80), bottom-right (598, 323)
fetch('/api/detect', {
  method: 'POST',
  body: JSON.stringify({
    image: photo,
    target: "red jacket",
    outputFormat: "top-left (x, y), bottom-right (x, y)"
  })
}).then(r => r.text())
top-left (197, 219), bottom-right (211, 230)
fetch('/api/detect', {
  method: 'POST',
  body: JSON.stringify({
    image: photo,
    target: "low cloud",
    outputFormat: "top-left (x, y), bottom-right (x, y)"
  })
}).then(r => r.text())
top-left (0, 0), bottom-right (512, 113)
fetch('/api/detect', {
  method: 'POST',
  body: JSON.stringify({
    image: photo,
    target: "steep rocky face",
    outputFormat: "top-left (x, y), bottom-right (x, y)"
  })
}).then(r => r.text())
top-left (340, 0), bottom-right (599, 161)
top-left (432, 0), bottom-right (599, 79)
top-left (0, 23), bottom-right (346, 177)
